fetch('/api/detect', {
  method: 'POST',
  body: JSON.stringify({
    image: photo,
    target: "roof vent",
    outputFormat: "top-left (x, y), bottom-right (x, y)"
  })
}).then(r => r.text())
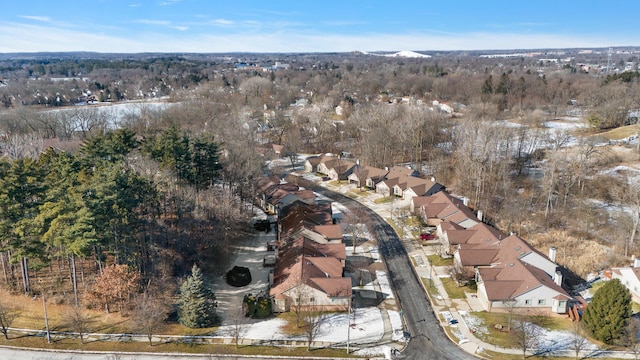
top-left (515, 246), bottom-right (521, 251)
top-left (508, 263), bottom-right (514, 267)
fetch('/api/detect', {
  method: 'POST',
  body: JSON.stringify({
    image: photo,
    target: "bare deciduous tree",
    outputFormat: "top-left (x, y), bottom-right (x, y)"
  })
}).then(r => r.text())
top-left (569, 321), bottom-right (589, 360)
top-left (301, 301), bottom-right (327, 351)
top-left (132, 290), bottom-right (171, 346)
top-left (64, 304), bottom-right (93, 344)
top-left (0, 299), bottom-right (17, 340)
top-left (228, 306), bottom-right (248, 349)
top-left (511, 315), bottom-right (542, 359)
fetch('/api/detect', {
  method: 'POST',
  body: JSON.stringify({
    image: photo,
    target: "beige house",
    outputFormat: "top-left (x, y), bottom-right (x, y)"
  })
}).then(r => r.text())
top-left (347, 164), bottom-right (389, 189)
top-left (270, 237), bottom-right (351, 312)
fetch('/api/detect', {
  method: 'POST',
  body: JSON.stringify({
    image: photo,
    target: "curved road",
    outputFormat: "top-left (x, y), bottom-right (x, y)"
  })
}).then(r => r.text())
top-left (315, 187), bottom-right (478, 360)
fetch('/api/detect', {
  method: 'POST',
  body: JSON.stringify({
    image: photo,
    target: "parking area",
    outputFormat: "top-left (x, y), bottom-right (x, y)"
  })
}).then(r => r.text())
top-left (210, 225), bottom-right (274, 324)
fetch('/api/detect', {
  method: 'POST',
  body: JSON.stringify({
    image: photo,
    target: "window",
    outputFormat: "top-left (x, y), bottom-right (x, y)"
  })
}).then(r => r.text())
top-left (558, 301), bottom-right (566, 308)
top-left (525, 299), bottom-right (532, 305)
top-left (538, 299), bottom-right (546, 305)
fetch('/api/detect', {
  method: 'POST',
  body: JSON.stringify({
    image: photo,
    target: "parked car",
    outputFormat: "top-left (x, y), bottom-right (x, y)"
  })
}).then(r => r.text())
top-left (420, 232), bottom-right (436, 240)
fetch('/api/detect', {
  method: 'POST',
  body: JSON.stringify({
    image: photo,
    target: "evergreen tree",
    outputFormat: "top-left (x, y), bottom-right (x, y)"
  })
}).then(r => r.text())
top-left (583, 279), bottom-right (632, 344)
top-left (177, 264), bottom-right (217, 328)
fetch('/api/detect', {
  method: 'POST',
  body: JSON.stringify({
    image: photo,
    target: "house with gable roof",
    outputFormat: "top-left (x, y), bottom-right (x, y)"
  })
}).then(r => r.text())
top-left (393, 175), bottom-right (444, 200)
top-left (347, 163), bottom-right (389, 189)
top-left (454, 234), bottom-right (570, 314)
top-left (269, 197), bottom-right (351, 313)
top-left (319, 158), bottom-right (357, 181)
top-left (415, 191), bottom-right (479, 228)
top-left (610, 259), bottom-right (640, 303)
top-left (304, 153), bottom-right (336, 173)
top-left (375, 166), bottom-right (418, 196)
top-left (269, 237), bottom-right (351, 312)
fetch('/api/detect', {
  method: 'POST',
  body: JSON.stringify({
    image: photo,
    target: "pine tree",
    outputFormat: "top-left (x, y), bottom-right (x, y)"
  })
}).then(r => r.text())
top-left (583, 279), bottom-right (632, 344)
top-left (177, 264), bottom-right (217, 328)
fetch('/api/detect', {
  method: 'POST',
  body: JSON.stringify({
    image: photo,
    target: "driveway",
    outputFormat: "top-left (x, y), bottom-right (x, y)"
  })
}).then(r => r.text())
top-left (210, 223), bottom-right (274, 325)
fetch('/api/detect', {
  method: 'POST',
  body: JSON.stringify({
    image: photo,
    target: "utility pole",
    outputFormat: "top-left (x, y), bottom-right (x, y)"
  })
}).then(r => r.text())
top-left (346, 295), bottom-right (351, 353)
top-left (42, 293), bottom-right (51, 344)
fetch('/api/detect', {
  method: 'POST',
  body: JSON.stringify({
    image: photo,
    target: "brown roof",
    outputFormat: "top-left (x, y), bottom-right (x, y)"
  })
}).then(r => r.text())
top-left (445, 230), bottom-right (475, 246)
top-left (439, 221), bottom-right (465, 232)
top-left (309, 277), bottom-right (352, 297)
top-left (256, 175), bottom-right (281, 193)
top-left (478, 257), bottom-right (570, 301)
top-left (270, 237), bottom-right (349, 298)
top-left (350, 165), bottom-right (389, 184)
top-left (306, 154), bottom-right (336, 167)
top-left (324, 158), bottom-right (357, 176)
top-left (387, 165), bottom-right (416, 177)
top-left (458, 248), bottom-right (499, 266)
top-left (313, 224), bottom-right (343, 240)
top-left (279, 201), bottom-right (334, 240)
top-left (420, 191), bottom-right (478, 225)
top-left (482, 280), bottom-right (523, 301)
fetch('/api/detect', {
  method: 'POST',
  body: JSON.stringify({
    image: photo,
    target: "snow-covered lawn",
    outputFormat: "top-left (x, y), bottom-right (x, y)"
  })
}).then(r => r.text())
top-left (215, 307), bottom-right (385, 345)
top-left (460, 311), bottom-right (598, 352)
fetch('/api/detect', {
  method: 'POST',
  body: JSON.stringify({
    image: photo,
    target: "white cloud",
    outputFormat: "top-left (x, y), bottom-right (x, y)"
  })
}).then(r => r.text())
top-left (135, 19), bottom-right (171, 26)
top-left (18, 15), bottom-right (51, 22)
top-left (170, 26), bottom-right (188, 31)
top-left (212, 19), bottom-right (234, 26)
top-left (129, 3), bottom-right (142, 7)
top-left (158, 0), bottom-right (181, 5)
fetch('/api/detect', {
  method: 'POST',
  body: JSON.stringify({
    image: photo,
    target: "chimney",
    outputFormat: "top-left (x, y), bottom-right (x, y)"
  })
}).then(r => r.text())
top-left (430, 176), bottom-right (436, 182)
top-left (477, 209), bottom-right (483, 222)
top-left (554, 270), bottom-right (563, 287)
top-left (634, 257), bottom-right (640, 268)
top-left (463, 197), bottom-right (469, 207)
top-left (548, 247), bottom-right (557, 263)
top-left (356, 159), bottom-right (360, 166)
top-left (385, 166), bottom-right (389, 171)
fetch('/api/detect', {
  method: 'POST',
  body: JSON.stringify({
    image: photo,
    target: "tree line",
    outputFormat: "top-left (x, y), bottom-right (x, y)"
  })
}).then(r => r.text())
top-left (0, 126), bottom-right (253, 318)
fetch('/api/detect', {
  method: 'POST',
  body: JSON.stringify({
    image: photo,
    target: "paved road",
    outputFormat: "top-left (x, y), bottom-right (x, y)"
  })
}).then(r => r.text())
top-left (314, 187), bottom-right (478, 360)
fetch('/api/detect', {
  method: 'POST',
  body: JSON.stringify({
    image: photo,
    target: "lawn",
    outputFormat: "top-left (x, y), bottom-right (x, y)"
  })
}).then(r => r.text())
top-left (373, 196), bottom-right (394, 204)
top-left (468, 311), bottom-right (574, 348)
top-left (421, 278), bottom-right (439, 298)
top-left (427, 254), bottom-right (453, 267)
top-left (440, 277), bottom-right (475, 299)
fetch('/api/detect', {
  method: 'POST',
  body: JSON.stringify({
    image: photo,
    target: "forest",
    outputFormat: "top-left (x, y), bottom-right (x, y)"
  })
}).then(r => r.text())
top-left (0, 48), bottom-right (640, 317)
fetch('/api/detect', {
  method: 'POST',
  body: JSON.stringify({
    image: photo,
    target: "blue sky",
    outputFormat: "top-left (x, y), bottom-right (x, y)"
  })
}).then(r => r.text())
top-left (1, 0), bottom-right (638, 53)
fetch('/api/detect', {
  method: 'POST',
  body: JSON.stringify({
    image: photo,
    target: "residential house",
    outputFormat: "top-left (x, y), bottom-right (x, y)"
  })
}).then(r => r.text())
top-left (393, 175), bottom-right (444, 200)
top-left (278, 201), bottom-right (335, 243)
top-left (270, 237), bottom-right (351, 313)
top-left (611, 258), bottom-right (640, 303)
top-left (260, 182), bottom-right (302, 215)
top-left (442, 221), bottom-right (504, 256)
top-left (417, 191), bottom-right (479, 228)
top-left (256, 142), bottom-right (284, 159)
top-left (454, 234), bottom-right (570, 314)
top-left (284, 224), bottom-right (343, 245)
top-left (304, 154), bottom-right (336, 174)
top-left (347, 164), bottom-right (389, 189)
top-left (319, 158), bottom-right (357, 181)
